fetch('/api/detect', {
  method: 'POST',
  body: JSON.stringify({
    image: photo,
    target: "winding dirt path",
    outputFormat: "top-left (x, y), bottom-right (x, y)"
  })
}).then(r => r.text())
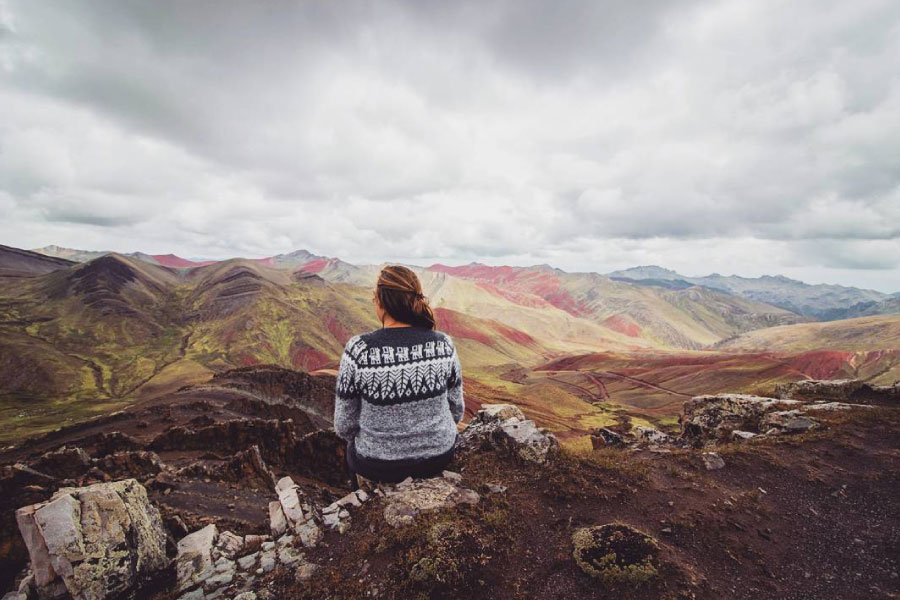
top-left (591, 370), bottom-right (692, 397)
top-left (546, 368), bottom-right (691, 399)
top-left (581, 372), bottom-right (610, 400)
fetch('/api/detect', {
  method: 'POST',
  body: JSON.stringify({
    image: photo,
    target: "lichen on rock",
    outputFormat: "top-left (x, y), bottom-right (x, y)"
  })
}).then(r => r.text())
top-left (458, 404), bottom-right (559, 464)
top-left (572, 523), bottom-right (660, 586)
top-left (15, 478), bottom-right (166, 600)
top-left (382, 474), bottom-right (480, 528)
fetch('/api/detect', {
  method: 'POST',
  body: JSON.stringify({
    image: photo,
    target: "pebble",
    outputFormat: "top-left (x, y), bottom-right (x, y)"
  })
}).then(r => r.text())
top-left (295, 563), bottom-right (320, 582)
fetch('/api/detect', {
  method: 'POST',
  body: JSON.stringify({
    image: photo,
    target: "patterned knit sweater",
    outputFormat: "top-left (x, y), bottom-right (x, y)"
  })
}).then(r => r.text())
top-left (333, 326), bottom-right (464, 461)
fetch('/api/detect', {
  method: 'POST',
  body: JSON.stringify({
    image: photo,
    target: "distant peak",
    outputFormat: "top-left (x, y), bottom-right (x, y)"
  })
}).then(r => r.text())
top-left (277, 249), bottom-right (317, 257)
top-left (607, 265), bottom-right (683, 280)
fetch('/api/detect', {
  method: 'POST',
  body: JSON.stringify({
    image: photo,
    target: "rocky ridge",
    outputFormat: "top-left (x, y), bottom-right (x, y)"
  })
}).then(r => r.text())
top-left (7, 405), bottom-right (555, 600)
top-left (3, 380), bottom-right (899, 600)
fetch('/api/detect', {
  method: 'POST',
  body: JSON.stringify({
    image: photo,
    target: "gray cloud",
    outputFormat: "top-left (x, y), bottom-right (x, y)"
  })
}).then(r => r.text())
top-left (0, 0), bottom-right (899, 291)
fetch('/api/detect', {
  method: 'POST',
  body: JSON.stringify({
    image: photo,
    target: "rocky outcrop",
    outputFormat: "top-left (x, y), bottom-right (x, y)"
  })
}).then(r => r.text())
top-left (775, 379), bottom-right (900, 405)
top-left (458, 404), bottom-right (559, 464)
top-left (633, 426), bottom-right (672, 445)
top-left (212, 365), bottom-right (336, 427)
top-left (28, 447), bottom-right (91, 479)
top-left (90, 432), bottom-right (143, 457)
top-left (760, 410), bottom-right (819, 434)
top-left (589, 428), bottom-right (626, 449)
top-left (287, 429), bottom-right (349, 487)
top-left (150, 419), bottom-right (348, 486)
top-left (150, 418), bottom-right (300, 460)
top-left (321, 489), bottom-right (370, 534)
top-left (94, 451), bottom-right (164, 481)
top-left (168, 474), bottom-right (331, 598)
top-left (176, 445), bottom-right (276, 489)
top-left (680, 394), bottom-right (802, 442)
top-left (381, 472), bottom-right (480, 528)
top-left (174, 524), bottom-right (300, 598)
top-left (15, 479), bottom-right (166, 600)
top-left (269, 477), bottom-right (322, 548)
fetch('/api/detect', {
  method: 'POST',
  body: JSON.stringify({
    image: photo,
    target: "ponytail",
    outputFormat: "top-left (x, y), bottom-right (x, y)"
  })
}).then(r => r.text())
top-left (375, 266), bottom-right (436, 330)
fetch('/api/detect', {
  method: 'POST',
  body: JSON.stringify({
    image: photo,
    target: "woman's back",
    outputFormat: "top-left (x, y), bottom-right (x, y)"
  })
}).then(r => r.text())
top-left (334, 325), bottom-right (464, 465)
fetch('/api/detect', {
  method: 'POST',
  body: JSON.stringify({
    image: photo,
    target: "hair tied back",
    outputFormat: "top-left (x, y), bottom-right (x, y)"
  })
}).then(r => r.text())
top-left (375, 266), bottom-right (436, 330)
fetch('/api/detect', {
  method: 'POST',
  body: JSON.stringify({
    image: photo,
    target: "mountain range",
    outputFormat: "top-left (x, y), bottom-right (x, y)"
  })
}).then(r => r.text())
top-left (3, 243), bottom-right (900, 442)
top-left (608, 265), bottom-right (892, 320)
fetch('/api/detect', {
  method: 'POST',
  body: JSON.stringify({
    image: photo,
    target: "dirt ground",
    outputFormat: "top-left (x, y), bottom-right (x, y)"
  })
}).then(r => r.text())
top-left (268, 407), bottom-right (900, 600)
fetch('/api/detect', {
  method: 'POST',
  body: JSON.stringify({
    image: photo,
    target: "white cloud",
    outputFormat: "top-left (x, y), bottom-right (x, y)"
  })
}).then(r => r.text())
top-left (0, 0), bottom-right (898, 291)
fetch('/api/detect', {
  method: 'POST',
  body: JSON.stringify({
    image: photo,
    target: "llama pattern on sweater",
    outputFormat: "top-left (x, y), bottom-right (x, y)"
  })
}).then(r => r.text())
top-left (334, 326), bottom-right (464, 461)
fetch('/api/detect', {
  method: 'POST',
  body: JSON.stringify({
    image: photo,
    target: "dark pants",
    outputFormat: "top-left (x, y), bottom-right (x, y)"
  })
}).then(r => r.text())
top-left (346, 436), bottom-right (456, 484)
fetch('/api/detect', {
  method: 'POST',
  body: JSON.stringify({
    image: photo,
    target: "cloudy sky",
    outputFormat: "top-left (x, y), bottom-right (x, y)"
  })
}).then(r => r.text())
top-left (1, 1), bottom-right (899, 291)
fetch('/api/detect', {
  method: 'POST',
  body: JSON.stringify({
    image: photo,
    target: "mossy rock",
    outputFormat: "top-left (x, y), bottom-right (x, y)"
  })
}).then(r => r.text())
top-left (572, 523), bottom-right (659, 586)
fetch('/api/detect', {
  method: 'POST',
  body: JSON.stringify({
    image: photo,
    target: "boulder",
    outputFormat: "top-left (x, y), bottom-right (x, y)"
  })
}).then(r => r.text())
top-left (474, 404), bottom-right (525, 423)
top-left (701, 453), bottom-right (725, 470)
top-left (459, 404), bottom-right (559, 464)
top-left (495, 418), bottom-right (559, 463)
top-left (15, 479), bottom-right (166, 600)
top-left (633, 426), bottom-right (671, 445)
top-left (382, 474), bottom-right (480, 527)
top-left (590, 428), bottom-right (626, 449)
top-left (680, 394), bottom-right (800, 442)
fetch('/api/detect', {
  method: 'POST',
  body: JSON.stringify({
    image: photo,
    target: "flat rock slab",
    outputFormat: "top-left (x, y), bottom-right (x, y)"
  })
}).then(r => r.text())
top-left (382, 476), bottom-right (480, 527)
top-left (176, 524), bottom-right (218, 592)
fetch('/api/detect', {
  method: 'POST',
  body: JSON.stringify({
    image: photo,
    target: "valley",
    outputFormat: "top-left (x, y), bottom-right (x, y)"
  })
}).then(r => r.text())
top-left (2, 243), bottom-right (899, 447)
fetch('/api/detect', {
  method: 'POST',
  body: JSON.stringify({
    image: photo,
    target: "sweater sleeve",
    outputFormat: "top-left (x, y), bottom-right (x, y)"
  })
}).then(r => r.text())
top-left (445, 337), bottom-right (465, 424)
top-left (333, 338), bottom-right (362, 442)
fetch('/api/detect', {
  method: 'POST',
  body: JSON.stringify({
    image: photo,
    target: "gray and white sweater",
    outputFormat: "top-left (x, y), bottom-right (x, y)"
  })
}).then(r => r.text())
top-left (333, 326), bottom-right (464, 461)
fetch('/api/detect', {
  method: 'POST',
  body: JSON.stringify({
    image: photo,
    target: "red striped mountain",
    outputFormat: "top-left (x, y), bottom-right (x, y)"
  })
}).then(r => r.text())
top-left (0, 247), bottom-right (553, 440)
top-left (426, 263), bottom-right (806, 349)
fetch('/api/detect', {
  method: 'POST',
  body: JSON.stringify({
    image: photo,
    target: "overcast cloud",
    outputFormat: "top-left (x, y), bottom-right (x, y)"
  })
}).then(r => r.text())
top-left (1, 0), bottom-right (899, 291)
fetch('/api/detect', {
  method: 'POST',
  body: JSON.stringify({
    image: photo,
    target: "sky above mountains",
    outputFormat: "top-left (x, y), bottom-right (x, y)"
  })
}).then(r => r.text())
top-left (1, 0), bottom-right (899, 291)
